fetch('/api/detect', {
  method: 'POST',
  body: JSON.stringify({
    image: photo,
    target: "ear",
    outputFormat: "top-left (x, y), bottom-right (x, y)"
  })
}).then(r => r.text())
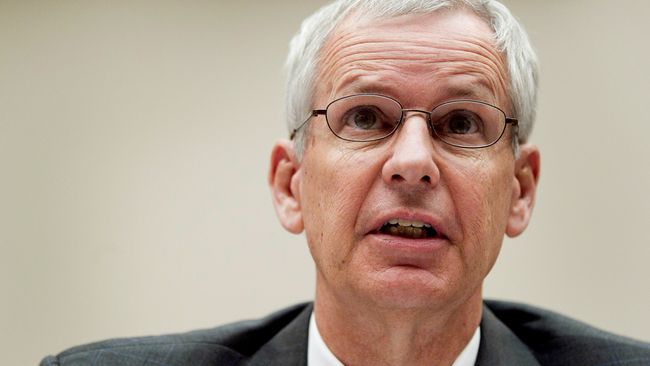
top-left (506, 144), bottom-right (541, 237)
top-left (268, 139), bottom-right (304, 234)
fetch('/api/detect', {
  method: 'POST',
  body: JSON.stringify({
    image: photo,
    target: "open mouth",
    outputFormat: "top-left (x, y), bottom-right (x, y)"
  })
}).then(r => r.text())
top-left (378, 218), bottom-right (439, 239)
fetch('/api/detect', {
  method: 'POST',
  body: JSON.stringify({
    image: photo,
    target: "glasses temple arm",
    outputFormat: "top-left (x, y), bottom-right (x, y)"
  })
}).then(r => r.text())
top-left (290, 110), bottom-right (327, 140)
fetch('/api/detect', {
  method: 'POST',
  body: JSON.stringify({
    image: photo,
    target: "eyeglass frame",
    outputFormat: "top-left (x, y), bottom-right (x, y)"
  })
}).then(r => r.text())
top-left (290, 93), bottom-right (519, 149)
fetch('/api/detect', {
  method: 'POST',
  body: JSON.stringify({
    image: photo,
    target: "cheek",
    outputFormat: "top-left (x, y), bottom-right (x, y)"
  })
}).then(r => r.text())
top-left (444, 155), bottom-right (514, 262)
top-left (300, 146), bottom-right (378, 264)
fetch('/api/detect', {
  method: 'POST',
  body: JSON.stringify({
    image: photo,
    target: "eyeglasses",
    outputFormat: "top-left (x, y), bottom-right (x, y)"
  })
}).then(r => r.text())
top-left (290, 93), bottom-right (518, 149)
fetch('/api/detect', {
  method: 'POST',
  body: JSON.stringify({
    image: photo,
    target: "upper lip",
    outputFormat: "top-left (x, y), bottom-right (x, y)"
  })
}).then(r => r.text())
top-left (367, 210), bottom-right (447, 239)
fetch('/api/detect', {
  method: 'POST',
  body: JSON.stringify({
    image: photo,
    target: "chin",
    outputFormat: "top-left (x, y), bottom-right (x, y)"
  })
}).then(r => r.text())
top-left (359, 266), bottom-right (456, 310)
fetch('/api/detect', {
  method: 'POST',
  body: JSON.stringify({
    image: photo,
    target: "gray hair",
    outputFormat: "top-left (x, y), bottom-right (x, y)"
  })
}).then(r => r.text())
top-left (285, 0), bottom-right (539, 155)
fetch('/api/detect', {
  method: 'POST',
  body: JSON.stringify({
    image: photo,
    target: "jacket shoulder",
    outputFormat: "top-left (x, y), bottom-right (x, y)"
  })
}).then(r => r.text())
top-left (40, 303), bottom-right (311, 366)
top-left (484, 300), bottom-right (650, 366)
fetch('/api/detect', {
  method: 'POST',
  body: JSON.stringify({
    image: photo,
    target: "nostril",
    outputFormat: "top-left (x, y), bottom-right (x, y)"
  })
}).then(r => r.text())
top-left (422, 175), bottom-right (431, 183)
top-left (391, 174), bottom-right (404, 182)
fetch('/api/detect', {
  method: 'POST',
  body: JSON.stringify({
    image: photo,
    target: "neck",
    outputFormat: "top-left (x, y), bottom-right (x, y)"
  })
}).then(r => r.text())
top-left (313, 282), bottom-right (483, 366)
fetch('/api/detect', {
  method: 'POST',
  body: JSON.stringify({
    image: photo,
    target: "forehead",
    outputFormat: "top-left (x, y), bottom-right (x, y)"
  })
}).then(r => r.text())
top-left (314, 8), bottom-right (510, 107)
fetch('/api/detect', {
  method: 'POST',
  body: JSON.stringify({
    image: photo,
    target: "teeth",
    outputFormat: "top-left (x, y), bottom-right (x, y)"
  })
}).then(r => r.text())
top-left (386, 225), bottom-right (428, 239)
top-left (380, 218), bottom-right (438, 239)
top-left (387, 218), bottom-right (431, 228)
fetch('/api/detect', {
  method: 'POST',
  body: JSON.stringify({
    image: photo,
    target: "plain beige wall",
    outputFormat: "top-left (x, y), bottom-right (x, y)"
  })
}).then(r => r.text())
top-left (1, 1), bottom-right (648, 365)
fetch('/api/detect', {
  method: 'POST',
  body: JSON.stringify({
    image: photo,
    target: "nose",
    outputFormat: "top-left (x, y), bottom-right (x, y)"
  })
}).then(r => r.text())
top-left (381, 113), bottom-right (440, 187)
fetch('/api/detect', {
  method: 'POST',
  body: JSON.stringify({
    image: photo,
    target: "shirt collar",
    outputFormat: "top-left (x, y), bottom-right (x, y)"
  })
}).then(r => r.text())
top-left (307, 311), bottom-right (481, 366)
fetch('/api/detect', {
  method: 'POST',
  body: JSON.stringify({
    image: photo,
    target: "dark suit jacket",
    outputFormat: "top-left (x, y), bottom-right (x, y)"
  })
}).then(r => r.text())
top-left (40, 300), bottom-right (650, 365)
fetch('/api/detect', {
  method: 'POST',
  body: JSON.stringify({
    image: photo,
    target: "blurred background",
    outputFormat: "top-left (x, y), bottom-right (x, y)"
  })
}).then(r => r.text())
top-left (1, 1), bottom-right (648, 364)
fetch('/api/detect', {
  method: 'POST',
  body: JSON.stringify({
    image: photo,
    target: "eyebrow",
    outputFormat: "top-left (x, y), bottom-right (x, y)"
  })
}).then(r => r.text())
top-left (445, 87), bottom-right (481, 98)
top-left (439, 83), bottom-right (494, 101)
top-left (343, 82), bottom-right (399, 97)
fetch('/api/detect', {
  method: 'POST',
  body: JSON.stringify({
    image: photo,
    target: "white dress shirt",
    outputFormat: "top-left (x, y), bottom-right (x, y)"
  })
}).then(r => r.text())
top-left (308, 312), bottom-right (481, 366)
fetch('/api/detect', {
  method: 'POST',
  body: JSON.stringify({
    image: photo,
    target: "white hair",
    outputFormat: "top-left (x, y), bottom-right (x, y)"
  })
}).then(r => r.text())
top-left (285, 0), bottom-right (539, 155)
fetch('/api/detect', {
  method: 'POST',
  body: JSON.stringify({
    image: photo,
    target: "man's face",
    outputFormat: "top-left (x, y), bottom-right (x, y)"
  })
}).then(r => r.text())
top-left (275, 9), bottom-right (538, 311)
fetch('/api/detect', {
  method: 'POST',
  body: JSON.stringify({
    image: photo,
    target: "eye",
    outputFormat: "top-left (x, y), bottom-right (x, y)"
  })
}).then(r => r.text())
top-left (342, 106), bottom-right (388, 130)
top-left (438, 110), bottom-right (483, 135)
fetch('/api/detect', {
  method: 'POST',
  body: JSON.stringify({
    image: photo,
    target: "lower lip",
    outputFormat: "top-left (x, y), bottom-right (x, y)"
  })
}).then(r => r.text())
top-left (365, 232), bottom-right (450, 258)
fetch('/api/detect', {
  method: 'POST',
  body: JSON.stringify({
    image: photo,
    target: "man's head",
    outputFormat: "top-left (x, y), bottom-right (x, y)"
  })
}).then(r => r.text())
top-left (269, 0), bottom-right (540, 313)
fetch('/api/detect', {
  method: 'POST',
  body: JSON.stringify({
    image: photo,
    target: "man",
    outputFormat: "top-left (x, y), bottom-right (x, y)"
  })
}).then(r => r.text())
top-left (41, 0), bottom-right (650, 365)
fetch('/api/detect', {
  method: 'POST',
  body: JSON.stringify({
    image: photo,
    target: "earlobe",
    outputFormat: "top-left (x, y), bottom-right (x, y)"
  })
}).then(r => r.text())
top-left (268, 140), bottom-right (304, 234)
top-left (506, 144), bottom-right (541, 237)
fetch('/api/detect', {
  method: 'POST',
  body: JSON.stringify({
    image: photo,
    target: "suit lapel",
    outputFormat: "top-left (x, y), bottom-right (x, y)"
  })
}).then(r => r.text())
top-left (247, 303), bottom-right (312, 366)
top-left (475, 303), bottom-right (541, 366)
